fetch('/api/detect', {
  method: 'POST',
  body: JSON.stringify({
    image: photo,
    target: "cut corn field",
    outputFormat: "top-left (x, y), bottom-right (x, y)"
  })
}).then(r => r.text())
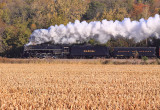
top-left (0, 64), bottom-right (160, 109)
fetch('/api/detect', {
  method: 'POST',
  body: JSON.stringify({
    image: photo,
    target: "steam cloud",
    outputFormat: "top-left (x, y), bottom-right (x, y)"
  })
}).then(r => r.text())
top-left (27, 14), bottom-right (160, 45)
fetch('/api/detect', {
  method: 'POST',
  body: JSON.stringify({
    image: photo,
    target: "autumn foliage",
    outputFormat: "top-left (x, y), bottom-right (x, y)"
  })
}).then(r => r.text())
top-left (131, 3), bottom-right (149, 19)
top-left (0, 0), bottom-right (160, 57)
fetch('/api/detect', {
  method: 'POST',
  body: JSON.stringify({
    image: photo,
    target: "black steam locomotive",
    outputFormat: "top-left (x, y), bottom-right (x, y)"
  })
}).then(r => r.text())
top-left (23, 43), bottom-right (158, 58)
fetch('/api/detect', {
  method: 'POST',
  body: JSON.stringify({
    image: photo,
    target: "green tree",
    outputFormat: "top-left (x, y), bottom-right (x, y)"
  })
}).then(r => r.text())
top-left (106, 36), bottom-right (136, 47)
top-left (82, 1), bottom-right (105, 20)
top-left (88, 38), bottom-right (100, 45)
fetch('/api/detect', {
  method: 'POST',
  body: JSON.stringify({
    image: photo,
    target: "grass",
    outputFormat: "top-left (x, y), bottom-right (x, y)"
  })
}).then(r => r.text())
top-left (0, 57), bottom-right (160, 65)
top-left (0, 64), bottom-right (160, 109)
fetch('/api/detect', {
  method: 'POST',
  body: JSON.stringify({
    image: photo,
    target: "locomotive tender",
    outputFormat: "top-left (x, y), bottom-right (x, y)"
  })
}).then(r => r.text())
top-left (23, 43), bottom-right (158, 58)
top-left (70, 45), bottom-right (110, 58)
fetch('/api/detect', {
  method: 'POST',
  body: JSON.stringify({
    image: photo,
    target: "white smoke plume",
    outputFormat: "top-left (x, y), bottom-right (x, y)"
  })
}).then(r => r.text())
top-left (27, 14), bottom-right (160, 45)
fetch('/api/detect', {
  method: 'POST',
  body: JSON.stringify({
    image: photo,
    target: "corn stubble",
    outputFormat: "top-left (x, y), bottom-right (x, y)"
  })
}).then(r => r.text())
top-left (0, 64), bottom-right (160, 110)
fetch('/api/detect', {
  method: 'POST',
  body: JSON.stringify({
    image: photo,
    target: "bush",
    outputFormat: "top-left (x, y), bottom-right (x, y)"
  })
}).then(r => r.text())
top-left (142, 56), bottom-right (148, 64)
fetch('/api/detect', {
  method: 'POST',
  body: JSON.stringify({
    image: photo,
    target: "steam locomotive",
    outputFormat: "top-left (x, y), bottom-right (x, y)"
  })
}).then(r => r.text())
top-left (23, 43), bottom-right (158, 58)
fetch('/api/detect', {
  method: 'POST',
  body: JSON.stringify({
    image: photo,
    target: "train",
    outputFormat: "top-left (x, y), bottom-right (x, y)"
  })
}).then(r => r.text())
top-left (23, 43), bottom-right (159, 58)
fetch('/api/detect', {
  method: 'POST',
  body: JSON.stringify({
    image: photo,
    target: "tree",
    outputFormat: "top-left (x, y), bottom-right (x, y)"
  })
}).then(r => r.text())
top-left (88, 38), bottom-right (100, 45)
top-left (82, 1), bottom-right (105, 20)
top-left (131, 3), bottom-right (148, 20)
top-left (106, 36), bottom-right (136, 47)
top-left (0, 19), bottom-right (6, 52)
top-left (101, 7), bottom-right (129, 21)
top-left (0, 0), bottom-right (160, 57)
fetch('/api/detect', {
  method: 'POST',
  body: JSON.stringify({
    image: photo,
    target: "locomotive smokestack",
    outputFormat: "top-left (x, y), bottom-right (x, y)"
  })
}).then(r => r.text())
top-left (27, 14), bottom-right (160, 45)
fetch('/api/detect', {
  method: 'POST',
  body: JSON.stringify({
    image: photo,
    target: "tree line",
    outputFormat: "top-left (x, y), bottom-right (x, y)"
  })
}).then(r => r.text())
top-left (0, 0), bottom-right (160, 57)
